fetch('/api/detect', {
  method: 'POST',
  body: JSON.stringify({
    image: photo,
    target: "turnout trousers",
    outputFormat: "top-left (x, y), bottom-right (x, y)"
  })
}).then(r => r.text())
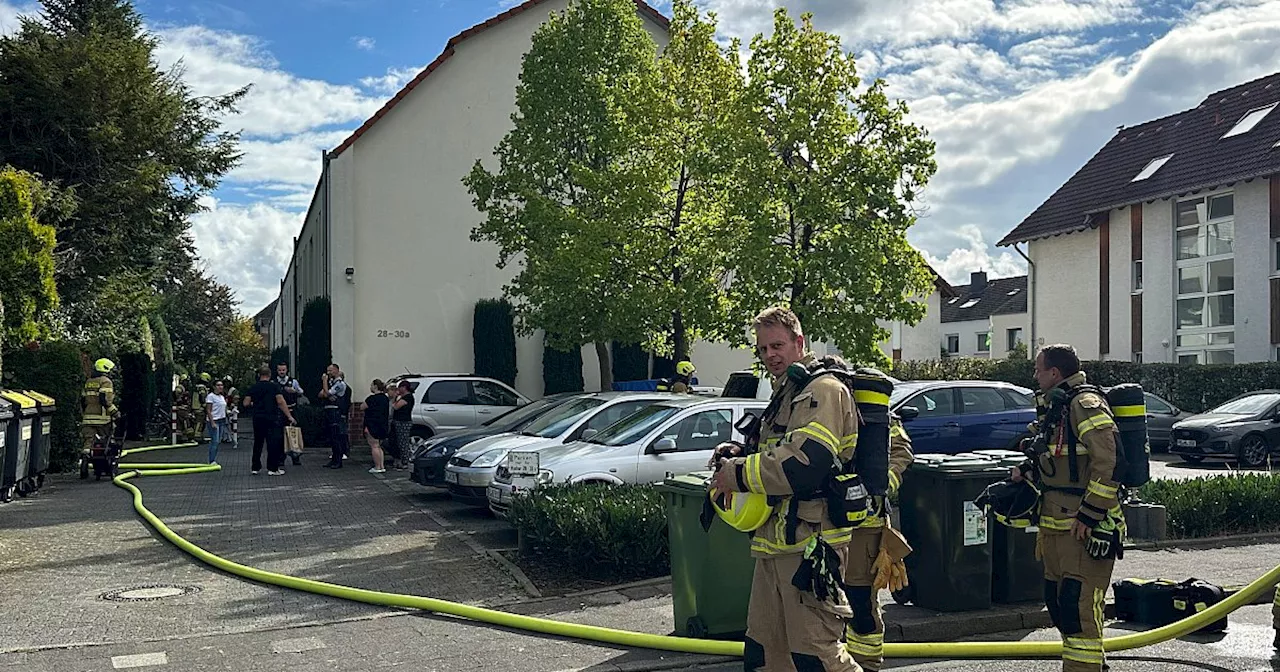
top-left (744, 546), bottom-right (861, 672)
top-left (1040, 529), bottom-right (1115, 672)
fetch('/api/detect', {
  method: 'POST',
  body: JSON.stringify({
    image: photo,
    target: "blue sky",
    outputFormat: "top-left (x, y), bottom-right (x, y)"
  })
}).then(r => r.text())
top-left (3, 0), bottom-right (1280, 314)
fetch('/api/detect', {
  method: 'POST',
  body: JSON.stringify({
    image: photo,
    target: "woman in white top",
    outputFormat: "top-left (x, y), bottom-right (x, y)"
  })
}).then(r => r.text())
top-left (206, 380), bottom-right (228, 464)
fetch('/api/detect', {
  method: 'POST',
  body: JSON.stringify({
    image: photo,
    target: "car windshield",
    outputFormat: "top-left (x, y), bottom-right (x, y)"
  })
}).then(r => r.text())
top-left (520, 397), bottom-right (604, 438)
top-left (890, 384), bottom-right (926, 407)
top-left (1209, 393), bottom-right (1280, 416)
top-left (590, 404), bottom-right (682, 446)
top-left (485, 396), bottom-right (562, 429)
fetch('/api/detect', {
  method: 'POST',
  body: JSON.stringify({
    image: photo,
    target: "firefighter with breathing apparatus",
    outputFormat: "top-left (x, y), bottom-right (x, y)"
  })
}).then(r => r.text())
top-left (706, 306), bottom-right (893, 671)
top-left (657, 360), bottom-right (696, 393)
top-left (80, 358), bottom-right (119, 467)
top-left (1007, 344), bottom-right (1132, 672)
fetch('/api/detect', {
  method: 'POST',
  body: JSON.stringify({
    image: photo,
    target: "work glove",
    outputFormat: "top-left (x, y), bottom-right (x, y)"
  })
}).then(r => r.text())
top-left (871, 525), bottom-right (912, 593)
top-left (792, 538), bottom-right (850, 615)
top-left (1084, 513), bottom-right (1124, 561)
top-left (706, 441), bottom-right (745, 470)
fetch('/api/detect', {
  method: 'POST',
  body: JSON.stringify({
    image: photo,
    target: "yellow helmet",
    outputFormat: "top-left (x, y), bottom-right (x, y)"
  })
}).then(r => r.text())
top-left (675, 360), bottom-right (696, 377)
top-left (709, 488), bottom-right (772, 532)
top-left (94, 358), bottom-right (115, 374)
top-left (200, 372), bottom-right (211, 382)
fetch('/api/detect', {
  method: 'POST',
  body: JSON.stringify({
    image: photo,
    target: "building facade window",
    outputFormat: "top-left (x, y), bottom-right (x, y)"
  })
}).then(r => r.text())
top-left (1272, 238), bottom-right (1280, 276)
top-left (1175, 191), bottom-right (1235, 365)
top-left (1132, 260), bottom-right (1143, 292)
top-left (945, 334), bottom-right (959, 354)
top-left (1007, 328), bottom-right (1023, 351)
top-left (977, 332), bottom-right (991, 353)
top-left (1133, 352), bottom-right (1142, 364)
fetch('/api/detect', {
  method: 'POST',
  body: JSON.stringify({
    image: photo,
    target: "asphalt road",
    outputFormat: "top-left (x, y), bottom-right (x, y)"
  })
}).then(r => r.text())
top-left (1149, 451), bottom-right (1278, 480)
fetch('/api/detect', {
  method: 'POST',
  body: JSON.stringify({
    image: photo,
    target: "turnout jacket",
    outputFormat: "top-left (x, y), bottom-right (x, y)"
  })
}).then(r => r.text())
top-left (1033, 372), bottom-right (1122, 533)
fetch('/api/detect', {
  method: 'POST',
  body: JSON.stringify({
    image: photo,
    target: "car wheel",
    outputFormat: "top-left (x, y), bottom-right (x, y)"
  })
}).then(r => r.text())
top-left (1237, 435), bottom-right (1269, 469)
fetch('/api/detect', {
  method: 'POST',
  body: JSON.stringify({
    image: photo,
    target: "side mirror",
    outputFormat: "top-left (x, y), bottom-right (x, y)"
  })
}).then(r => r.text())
top-left (581, 428), bottom-right (599, 440)
top-left (651, 438), bottom-right (678, 454)
top-left (899, 406), bottom-right (920, 421)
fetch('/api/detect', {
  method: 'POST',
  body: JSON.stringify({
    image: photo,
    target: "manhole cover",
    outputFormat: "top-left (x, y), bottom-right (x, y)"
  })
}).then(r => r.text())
top-left (99, 584), bottom-right (201, 602)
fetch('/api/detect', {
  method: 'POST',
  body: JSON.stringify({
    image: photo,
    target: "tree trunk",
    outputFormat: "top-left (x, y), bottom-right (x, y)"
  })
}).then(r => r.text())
top-left (594, 341), bottom-right (613, 391)
top-left (673, 309), bottom-right (687, 363)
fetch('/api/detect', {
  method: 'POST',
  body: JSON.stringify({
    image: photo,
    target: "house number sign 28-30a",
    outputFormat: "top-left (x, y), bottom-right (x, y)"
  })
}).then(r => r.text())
top-left (376, 329), bottom-right (411, 338)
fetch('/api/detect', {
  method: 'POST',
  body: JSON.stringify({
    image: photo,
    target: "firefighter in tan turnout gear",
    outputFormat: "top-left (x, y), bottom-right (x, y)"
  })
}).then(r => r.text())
top-left (843, 414), bottom-right (914, 670)
top-left (708, 306), bottom-right (861, 671)
top-left (1012, 344), bottom-right (1124, 672)
top-left (81, 358), bottom-right (119, 456)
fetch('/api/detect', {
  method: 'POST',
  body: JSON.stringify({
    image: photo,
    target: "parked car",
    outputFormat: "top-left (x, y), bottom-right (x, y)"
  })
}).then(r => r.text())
top-left (1170, 390), bottom-right (1280, 467)
top-left (409, 392), bottom-right (582, 488)
top-left (384, 374), bottom-right (531, 441)
top-left (892, 380), bottom-right (1036, 454)
top-left (721, 371), bottom-right (772, 400)
top-left (488, 397), bottom-right (767, 517)
top-left (443, 392), bottom-right (669, 506)
top-left (1144, 392), bottom-right (1189, 451)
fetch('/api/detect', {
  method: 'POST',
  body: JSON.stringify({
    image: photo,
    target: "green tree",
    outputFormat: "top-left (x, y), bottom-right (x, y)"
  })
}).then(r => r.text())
top-left (155, 249), bottom-right (237, 371)
top-left (0, 0), bottom-right (245, 329)
top-left (474, 299), bottom-right (518, 386)
top-left (631, 0), bottom-right (749, 362)
top-left (723, 9), bottom-right (937, 367)
top-left (208, 316), bottom-right (267, 386)
top-left (0, 166), bottom-right (66, 365)
top-left (465, 0), bottom-right (661, 391)
top-left (297, 297), bottom-right (331, 403)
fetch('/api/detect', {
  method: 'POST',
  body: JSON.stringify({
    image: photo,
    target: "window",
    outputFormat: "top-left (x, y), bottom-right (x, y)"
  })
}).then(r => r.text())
top-left (1175, 192), bottom-right (1235, 364)
top-left (1221, 102), bottom-right (1277, 139)
top-left (473, 381), bottom-right (519, 407)
top-left (1145, 394), bottom-right (1172, 414)
top-left (977, 332), bottom-right (991, 352)
top-left (960, 298), bottom-right (980, 309)
top-left (1131, 154), bottom-right (1173, 182)
top-left (1006, 328), bottom-right (1023, 352)
top-left (905, 389), bottom-right (955, 417)
top-left (999, 389), bottom-right (1035, 409)
top-left (959, 387), bottom-right (1007, 415)
top-left (1273, 238), bottom-right (1280, 275)
top-left (425, 380), bottom-right (470, 405)
top-left (655, 409), bottom-right (733, 452)
top-left (584, 400), bottom-right (653, 433)
top-left (1133, 352), bottom-right (1143, 364)
top-left (945, 334), bottom-right (959, 354)
top-left (1132, 260), bottom-right (1143, 292)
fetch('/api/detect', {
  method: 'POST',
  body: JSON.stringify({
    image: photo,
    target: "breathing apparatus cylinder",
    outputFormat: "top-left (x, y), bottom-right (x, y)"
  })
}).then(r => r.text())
top-left (851, 369), bottom-right (892, 496)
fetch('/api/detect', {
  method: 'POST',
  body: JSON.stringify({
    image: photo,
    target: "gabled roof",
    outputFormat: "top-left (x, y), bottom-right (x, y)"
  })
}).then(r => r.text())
top-left (1000, 72), bottom-right (1280, 246)
top-left (252, 299), bottom-right (277, 324)
top-left (941, 275), bottom-right (1027, 323)
top-left (330, 0), bottom-right (669, 157)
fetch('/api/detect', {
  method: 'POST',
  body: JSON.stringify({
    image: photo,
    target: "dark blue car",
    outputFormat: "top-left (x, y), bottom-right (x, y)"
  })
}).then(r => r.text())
top-left (891, 380), bottom-right (1036, 454)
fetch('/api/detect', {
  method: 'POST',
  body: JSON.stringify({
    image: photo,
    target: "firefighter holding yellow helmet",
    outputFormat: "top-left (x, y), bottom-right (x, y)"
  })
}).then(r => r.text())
top-left (708, 306), bottom-right (862, 671)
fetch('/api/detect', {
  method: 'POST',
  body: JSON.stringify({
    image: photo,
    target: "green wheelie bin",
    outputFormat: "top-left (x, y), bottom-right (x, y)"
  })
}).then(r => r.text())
top-left (23, 390), bottom-right (56, 492)
top-left (970, 449), bottom-right (1044, 603)
top-left (895, 453), bottom-right (1007, 612)
top-left (0, 390), bottom-right (38, 502)
top-left (660, 471), bottom-right (754, 639)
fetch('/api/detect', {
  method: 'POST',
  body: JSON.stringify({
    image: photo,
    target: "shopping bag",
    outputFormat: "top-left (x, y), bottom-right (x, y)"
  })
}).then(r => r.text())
top-left (284, 425), bottom-right (305, 454)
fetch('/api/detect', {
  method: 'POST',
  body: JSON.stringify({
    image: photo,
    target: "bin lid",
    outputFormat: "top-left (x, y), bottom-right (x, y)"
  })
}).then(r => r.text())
top-left (0, 402), bottom-right (12, 421)
top-left (22, 390), bottom-right (55, 406)
top-left (970, 449), bottom-right (1024, 460)
top-left (0, 390), bottom-right (37, 415)
top-left (661, 470), bottom-right (712, 493)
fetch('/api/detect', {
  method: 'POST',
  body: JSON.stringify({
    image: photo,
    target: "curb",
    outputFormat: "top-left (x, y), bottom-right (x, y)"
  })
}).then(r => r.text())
top-left (1127, 530), bottom-right (1280, 551)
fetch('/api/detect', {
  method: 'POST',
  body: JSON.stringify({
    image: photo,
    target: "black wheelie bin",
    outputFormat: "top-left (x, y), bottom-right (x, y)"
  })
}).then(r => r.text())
top-left (23, 390), bottom-right (56, 492)
top-left (0, 390), bottom-right (38, 501)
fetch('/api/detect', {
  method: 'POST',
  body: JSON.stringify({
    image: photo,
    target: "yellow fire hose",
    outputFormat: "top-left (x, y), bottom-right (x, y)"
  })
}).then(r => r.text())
top-left (112, 446), bottom-right (1280, 660)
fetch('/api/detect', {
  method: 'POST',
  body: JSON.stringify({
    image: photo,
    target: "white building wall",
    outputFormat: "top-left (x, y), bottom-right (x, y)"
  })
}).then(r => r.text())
top-left (942, 318), bottom-right (994, 358)
top-left (1141, 199), bottom-right (1174, 362)
top-left (317, 1), bottom-right (670, 397)
top-left (990, 312), bottom-right (1028, 359)
top-left (1029, 228), bottom-right (1100, 358)
top-left (1107, 206), bottom-right (1132, 361)
top-left (878, 291), bottom-right (943, 362)
top-left (1234, 179), bottom-right (1271, 363)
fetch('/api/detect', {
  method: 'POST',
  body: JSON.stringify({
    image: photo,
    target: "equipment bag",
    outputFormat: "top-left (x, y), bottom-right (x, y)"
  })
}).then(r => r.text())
top-left (1112, 578), bottom-right (1228, 633)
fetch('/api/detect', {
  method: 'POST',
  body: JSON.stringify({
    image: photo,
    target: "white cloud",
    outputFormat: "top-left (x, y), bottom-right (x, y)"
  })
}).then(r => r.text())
top-left (359, 64), bottom-right (427, 95)
top-left (153, 25), bottom-right (384, 138)
top-left (229, 130), bottom-right (351, 187)
top-left (0, 0), bottom-right (34, 35)
top-left (188, 196), bottom-right (302, 313)
top-left (921, 225), bottom-right (1027, 285)
top-left (352, 35), bottom-right (376, 51)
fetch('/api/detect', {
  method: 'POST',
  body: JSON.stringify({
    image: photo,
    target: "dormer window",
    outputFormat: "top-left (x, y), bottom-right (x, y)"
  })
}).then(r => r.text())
top-left (1221, 102), bottom-right (1277, 139)
top-left (1131, 154), bottom-right (1173, 182)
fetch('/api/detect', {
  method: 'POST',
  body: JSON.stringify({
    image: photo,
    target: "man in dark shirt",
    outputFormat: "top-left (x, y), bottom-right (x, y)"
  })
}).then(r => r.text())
top-left (244, 364), bottom-right (297, 475)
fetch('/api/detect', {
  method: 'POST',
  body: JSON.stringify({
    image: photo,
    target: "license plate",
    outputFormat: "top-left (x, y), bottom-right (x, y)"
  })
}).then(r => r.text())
top-left (1176, 438), bottom-right (1197, 448)
top-left (508, 451), bottom-right (540, 476)
top-left (445, 471), bottom-right (459, 484)
top-left (488, 485), bottom-right (507, 503)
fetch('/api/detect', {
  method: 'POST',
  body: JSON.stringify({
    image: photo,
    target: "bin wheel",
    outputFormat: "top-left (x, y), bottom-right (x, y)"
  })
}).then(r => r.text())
top-left (16, 480), bottom-right (31, 497)
top-left (1, 485), bottom-right (12, 503)
top-left (891, 583), bottom-right (914, 606)
top-left (686, 616), bottom-right (709, 639)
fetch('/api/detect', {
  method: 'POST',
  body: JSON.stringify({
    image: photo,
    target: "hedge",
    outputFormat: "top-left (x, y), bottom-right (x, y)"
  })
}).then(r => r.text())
top-left (4, 341), bottom-right (85, 471)
top-left (509, 483), bottom-right (669, 579)
top-left (474, 299), bottom-right (517, 386)
top-left (543, 337), bottom-right (584, 395)
top-left (1139, 473), bottom-right (1280, 539)
top-left (611, 341), bottom-right (649, 382)
top-left (270, 345), bottom-right (290, 368)
top-left (297, 297), bottom-right (331, 404)
top-left (118, 351), bottom-right (153, 441)
top-left (295, 403), bottom-right (331, 448)
top-left (891, 359), bottom-right (1280, 414)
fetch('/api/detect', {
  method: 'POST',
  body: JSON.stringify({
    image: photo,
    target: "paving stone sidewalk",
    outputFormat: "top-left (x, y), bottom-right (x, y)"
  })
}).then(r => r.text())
top-left (0, 442), bottom-right (525, 653)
